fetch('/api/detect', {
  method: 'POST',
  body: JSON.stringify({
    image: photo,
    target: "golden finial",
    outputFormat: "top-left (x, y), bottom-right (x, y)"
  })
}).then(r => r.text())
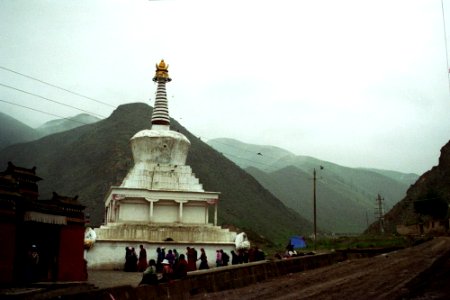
top-left (153, 59), bottom-right (171, 82)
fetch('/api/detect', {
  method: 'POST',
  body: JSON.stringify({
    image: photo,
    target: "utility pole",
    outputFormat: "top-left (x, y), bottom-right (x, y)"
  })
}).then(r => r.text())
top-left (375, 194), bottom-right (385, 234)
top-left (313, 168), bottom-right (317, 250)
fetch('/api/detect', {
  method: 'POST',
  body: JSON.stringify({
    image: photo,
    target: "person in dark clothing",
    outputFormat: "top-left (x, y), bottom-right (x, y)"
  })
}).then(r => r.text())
top-left (139, 259), bottom-right (158, 285)
top-left (173, 254), bottom-right (188, 279)
top-left (221, 249), bottom-right (230, 266)
top-left (242, 249), bottom-right (249, 263)
top-left (231, 250), bottom-right (239, 265)
top-left (198, 248), bottom-right (209, 270)
top-left (255, 248), bottom-right (266, 261)
top-left (124, 246), bottom-right (137, 272)
top-left (129, 247), bottom-right (138, 271)
top-left (25, 244), bottom-right (40, 283)
top-left (173, 249), bottom-right (179, 265)
top-left (165, 249), bottom-right (175, 267)
top-left (156, 247), bottom-right (164, 272)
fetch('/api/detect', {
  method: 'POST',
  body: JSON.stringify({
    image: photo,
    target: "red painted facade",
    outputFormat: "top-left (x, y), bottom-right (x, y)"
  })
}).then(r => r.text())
top-left (0, 162), bottom-right (87, 285)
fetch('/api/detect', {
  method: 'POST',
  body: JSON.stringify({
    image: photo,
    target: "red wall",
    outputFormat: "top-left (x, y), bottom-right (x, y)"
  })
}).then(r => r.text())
top-left (58, 225), bottom-right (87, 281)
top-left (0, 222), bottom-right (16, 284)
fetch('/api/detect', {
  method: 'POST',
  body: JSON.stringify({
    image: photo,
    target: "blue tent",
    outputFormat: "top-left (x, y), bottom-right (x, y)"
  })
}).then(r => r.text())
top-left (289, 236), bottom-right (307, 249)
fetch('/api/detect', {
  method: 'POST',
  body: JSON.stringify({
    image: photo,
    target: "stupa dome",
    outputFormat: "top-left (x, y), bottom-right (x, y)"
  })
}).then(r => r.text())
top-left (130, 129), bottom-right (190, 165)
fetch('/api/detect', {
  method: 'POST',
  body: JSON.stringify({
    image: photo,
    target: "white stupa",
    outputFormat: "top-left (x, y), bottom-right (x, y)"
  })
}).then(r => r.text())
top-left (87, 60), bottom-right (236, 269)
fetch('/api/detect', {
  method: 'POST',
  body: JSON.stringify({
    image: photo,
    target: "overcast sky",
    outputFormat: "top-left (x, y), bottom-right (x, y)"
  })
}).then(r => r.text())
top-left (0, 0), bottom-right (449, 174)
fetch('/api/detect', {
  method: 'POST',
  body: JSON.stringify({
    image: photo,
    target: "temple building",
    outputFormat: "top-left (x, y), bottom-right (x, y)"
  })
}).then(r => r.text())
top-left (0, 162), bottom-right (86, 284)
top-left (87, 60), bottom-right (236, 269)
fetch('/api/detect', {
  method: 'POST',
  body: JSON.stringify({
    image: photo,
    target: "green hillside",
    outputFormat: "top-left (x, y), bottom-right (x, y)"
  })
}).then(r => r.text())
top-left (369, 140), bottom-right (450, 234)
top-left (36, 113), bottom-right (101, 137)
top-left (208, 138), bottom-right (418, 233)
top-left (0, 112), bottom-right (38, 150)
top-left (0, 103), bottom-right (313, 246)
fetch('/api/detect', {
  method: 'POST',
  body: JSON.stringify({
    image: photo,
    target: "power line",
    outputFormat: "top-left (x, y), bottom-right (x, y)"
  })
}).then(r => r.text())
top-left (206, 138), bottom-right (288, 162)
top-left (219, 151), bottom-right (275, 169)
top-left (0, 99), bottom-right (90, 126)
top-left (0, 82), bottom-right (108, 119)
top-left (0, 65), bottom-right (116, 108)
top-left (442, 0), bottom-right (450, 92)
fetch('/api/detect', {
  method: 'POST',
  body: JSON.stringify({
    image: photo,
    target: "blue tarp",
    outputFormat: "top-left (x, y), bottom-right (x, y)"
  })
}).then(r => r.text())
top-left (289, 236), bottom-right (307, 249)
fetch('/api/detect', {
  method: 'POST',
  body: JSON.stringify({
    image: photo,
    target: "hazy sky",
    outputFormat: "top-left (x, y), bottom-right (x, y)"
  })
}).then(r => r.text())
top-left (0, 0), bottom-right (449, 174)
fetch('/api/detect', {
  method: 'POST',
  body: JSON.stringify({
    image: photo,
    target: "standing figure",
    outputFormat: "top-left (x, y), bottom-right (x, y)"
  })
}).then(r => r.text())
top-left (192, 248), bottom-right (198, 264)
top-left (160, 259), bottom-right (173, 283)
top-left (198, 248), bottom-right (209, 270)
top-left (137, 244), bottom-right (148, 272)
top-left (173, 254), bottom-right (188, 279)
top-left (221, 250), bottom-right (230, 266)
top-left (186, 247), bottom-right (197, 271)
top-left (231, 250), bottom-right (239, 265)
top-left (215, 249), bottom-right (222, 267)
top-left (165, 249), bottom-right (175, 267)
top-left (173, 249), bottom-right (179, 265)
top-left (156, 247), bottom-right (164, 272)
top-left (124, 247), bottom-right (132, 271)
top-left (25, 244), bottom-right (40, 283)
top-left (129, 247), bottom-right (138, 271)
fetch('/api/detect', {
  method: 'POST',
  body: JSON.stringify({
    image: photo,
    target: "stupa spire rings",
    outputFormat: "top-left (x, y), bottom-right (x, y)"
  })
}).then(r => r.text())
top-left (153, 59), bottom-right (172, 82)
top-left (151, 59), bottom-right (171, 127)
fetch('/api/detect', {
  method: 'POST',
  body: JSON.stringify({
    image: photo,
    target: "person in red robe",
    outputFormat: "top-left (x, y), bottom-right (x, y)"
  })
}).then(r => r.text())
top-left (186, 247), bottom-right (197, 271)
top-left (137, 244), bottom-right (148, 272)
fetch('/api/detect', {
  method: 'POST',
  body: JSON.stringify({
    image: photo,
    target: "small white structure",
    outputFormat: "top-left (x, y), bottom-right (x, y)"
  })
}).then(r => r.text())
top-left (87, 60), bottom-right (236, 269)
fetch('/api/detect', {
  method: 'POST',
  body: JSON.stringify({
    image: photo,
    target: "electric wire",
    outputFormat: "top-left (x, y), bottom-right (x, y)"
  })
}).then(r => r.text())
top-left (0, 99), bottom-right (88, 126)
top-left (442, 0), bottom-right (450, 92)
top-left (0, 65), bottom-right (116, 108)
top-left (0, 82), bottom-right (108, 119)
top-left (0, 66), bottom-right (150, 121)
top-left (205, 138), bottom-right (288, 161)
top-left (217, 151), bottom-right (275, 169)
top-left (2, 98), bottom-right (432, 217)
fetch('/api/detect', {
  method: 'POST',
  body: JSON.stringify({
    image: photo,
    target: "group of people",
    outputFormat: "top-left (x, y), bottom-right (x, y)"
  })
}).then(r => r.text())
top-left (140, 255), bottom-right (189, 285)
top-left (124, 244), bottom-right (154, 272)
top-left (231, 247), bottom-right (266, 264)
top-left (123, 245), bottom-right (266, 285)
top-left (139, 246), bottom-right (197, 285)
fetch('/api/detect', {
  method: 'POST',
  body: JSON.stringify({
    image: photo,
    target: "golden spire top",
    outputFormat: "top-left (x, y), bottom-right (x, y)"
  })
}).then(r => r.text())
top-left (153, 59), bottom-right (171, 82)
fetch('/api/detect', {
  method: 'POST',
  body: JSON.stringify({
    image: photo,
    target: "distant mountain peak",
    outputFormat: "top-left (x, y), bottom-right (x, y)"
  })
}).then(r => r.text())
top-left (209, 137), bottom-right (420, 234)
top-left (36, 113), bottom-right (101, 137)
top-left (0, 112), bottom-right (38, 150)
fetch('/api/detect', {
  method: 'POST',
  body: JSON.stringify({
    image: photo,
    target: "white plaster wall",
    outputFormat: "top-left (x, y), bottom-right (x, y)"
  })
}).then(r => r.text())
top-left (119, 203), bottom-right (149, 221)
top-left (183, 205), bottom-right (206, 224)
top-left (153, 204), bottom-right (178, 223)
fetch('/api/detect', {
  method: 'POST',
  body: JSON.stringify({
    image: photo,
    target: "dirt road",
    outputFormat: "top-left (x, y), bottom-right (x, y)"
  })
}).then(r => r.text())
top-left (190, 237), bottom-right (450, 300)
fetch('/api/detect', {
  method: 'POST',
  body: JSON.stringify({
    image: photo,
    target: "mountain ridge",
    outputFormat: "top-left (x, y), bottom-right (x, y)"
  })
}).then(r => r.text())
top-left (36, 113), bottom-right (101, 137)
top-left (208, 138), bottom-right (419, 233)
top-left (0, 112), bottom-right (38, 150)
top-left (371, 139), bottom-right (450, 233)
top-left (0, 103), bottom-right (313, 246)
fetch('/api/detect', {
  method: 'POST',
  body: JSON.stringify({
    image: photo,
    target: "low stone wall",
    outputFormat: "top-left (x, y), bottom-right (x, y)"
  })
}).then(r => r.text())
top-left (50, 252), bottom-right (347, 299)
